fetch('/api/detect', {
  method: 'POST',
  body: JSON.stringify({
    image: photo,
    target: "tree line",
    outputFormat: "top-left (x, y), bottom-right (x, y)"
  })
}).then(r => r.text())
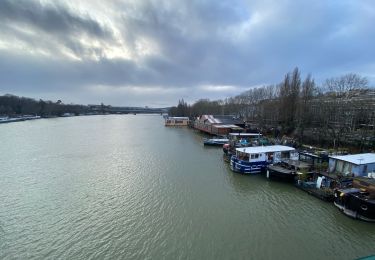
top-left (0, 94), bottom-right (90, 117)
top-left (169, 68), bottom-right (375, 150)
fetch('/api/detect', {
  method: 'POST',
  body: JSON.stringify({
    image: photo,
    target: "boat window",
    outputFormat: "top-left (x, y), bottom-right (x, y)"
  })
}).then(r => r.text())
top-left (239, 152), bottom-right (249, 161)
top-left (343, 162), bottom-right (350, 175)
top-left (282, 151), bottom-right (293, 158)
top-left (250, 154), bottom-right (259, 159)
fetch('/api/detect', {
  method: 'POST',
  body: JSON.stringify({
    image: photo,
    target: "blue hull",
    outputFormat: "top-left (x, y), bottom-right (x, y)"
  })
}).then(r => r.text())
top-left (230, 157), bottom-right (268, 174)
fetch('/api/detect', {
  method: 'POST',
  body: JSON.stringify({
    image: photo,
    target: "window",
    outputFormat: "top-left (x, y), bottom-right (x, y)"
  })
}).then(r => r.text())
top-left (251, 154), bottom-right (259, 159)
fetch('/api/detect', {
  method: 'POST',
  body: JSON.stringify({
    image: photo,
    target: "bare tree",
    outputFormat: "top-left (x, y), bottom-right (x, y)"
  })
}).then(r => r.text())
top-left (279, 67), bottom-right (301, 131)
top-left (324, 73), bottom-right (368, 97)
top-left (298, 74), bottom-right (316, 142)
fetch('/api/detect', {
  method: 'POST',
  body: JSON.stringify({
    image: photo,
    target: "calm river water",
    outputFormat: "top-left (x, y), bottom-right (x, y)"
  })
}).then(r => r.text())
top-left (0, 115), bottom-right (374, 259)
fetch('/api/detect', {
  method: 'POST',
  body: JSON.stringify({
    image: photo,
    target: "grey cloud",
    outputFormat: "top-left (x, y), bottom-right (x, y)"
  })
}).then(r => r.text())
top-left (0, 0), bottom-right (374, 106)
top-left (0, 0), bottom-right (112, 39)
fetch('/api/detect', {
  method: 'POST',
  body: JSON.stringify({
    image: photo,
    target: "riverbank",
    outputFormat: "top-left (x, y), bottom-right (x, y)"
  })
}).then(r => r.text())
top-left (0, 115), bottom-right (42, 124)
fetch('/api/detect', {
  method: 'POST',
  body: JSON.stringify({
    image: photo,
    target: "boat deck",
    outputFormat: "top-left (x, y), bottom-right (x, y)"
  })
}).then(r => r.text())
top-left (268, 165), bottom-right (294, 175)
top-left (295, 183), bottom-right (334, 202)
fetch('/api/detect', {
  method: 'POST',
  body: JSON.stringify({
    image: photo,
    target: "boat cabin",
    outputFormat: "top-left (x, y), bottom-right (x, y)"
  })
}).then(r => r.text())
top-left (299, 151), bottom-right (328, 169)
top-left (329, 153), bottom-right (375, 177)
top-left (165, 117), bottom-right (190, 126)
top-left (230, 145), bottom-right (296, 174)
top-left (236, 145), bottom-right (297, 163)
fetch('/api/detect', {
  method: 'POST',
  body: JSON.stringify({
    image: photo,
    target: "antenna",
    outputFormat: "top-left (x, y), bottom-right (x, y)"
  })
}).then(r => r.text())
top-left (358, 157), bottom-right (364, 164)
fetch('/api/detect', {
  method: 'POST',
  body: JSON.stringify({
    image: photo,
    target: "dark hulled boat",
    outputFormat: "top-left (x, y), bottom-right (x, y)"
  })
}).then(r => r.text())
top-left (295, 171), bottom-right (353, 202)
top-left (334, 177), bottom-right (375, 222)
top-left (267, 159), bottom-right (310, 182)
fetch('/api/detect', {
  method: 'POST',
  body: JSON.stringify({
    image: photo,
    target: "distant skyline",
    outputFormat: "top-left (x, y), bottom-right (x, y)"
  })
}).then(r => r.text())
top-left (0, 0), bottom-right (374, 107)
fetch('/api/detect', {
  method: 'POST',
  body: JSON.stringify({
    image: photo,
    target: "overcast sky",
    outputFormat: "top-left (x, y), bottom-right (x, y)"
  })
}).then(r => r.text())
top-left (0, 0), bottom-right (374, 107)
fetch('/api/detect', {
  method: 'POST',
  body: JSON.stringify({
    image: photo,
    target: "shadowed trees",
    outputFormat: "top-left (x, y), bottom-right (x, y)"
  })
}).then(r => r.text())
top-left (0, 94), bottom-right (89, 117)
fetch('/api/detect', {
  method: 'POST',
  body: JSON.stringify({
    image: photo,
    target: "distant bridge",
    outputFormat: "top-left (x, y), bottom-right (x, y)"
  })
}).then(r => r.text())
top-left (89, 105), bottom-right (169, 114)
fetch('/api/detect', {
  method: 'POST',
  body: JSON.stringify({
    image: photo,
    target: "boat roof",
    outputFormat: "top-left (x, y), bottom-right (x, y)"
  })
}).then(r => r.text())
top-left (236, 145), bottom-right (295, 154)
top-left (212, 124), bottom-right (242, 129)
top-left (329, 153), bottom-right (375, 165)
top-left (167, 117), bottom-right (189, 120)
top-left (299, 151), bottom-right (324, 158)
top-left (205, 138), bottom-right (229, 141)
top-left (228, 133), bottom-right (262, 136)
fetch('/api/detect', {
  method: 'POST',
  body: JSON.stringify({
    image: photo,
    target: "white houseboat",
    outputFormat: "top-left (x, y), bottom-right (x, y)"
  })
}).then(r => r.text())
top-left (230, 145), bottom-right (296, 174)
top-left (164, 117), bottom-right (190, 126)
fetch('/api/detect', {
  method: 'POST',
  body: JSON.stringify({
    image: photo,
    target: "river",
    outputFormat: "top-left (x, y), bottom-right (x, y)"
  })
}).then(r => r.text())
top-left (0, 115), bottom-right (374, 259)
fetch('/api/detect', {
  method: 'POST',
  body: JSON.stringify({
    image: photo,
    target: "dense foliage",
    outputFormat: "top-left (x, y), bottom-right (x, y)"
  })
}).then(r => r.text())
top-left (0, 94), bottom-right (89, 117)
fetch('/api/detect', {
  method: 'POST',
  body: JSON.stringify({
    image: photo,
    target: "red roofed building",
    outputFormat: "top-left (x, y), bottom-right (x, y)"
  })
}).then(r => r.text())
top-left (194, 115), bottom-right (244, 136)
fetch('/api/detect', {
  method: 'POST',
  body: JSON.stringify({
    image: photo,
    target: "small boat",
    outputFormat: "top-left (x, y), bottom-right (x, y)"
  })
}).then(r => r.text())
top-left (334, 177), bottom-right (375, 222)
top-left (203, 138), bottom-right (229, 146)
top-left (230, 145), bottom-right (296, 174)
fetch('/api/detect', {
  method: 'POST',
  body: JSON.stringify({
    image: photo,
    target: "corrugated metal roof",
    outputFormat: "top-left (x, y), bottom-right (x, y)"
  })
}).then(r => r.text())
top-left (212, 124), bottom-right (242, 128)
top-left (236, 145), bottom-right (295, 154)
top-left (329, 153), bottom-right (375, 165)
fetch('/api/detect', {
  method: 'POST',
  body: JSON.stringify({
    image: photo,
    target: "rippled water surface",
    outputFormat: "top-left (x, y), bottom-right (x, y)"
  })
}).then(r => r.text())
top-left (0, 115), bottom-right (374, 259)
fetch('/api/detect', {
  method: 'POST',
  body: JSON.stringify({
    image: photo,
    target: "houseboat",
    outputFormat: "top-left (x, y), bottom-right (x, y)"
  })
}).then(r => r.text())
top-left (294, 152), bottom-right (352, 201)
top-left (298, 150), bottom-right (329, 170)
top-left (329, 153), bottom-right (375, 177)
top-left (194, 115), bottom-right (244, 135)
top-left (267, 151), bottom-right (328, 186)
top-left (334, 177), bottom-right (375, 222)
top-left (267, 150), bottom-right (329, 183)
top-left (164, 117), bottom-right (190, 126)
top-left (267, 159), bottom-right (309, 182)
top-left (230, 145), bottom-right (295, 174)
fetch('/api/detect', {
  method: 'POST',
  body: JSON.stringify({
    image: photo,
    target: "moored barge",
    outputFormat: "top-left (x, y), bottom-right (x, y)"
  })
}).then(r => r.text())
top-left (230, 145), bottom-right (296, 174)
top-left (267, 159), bottom-right (310, 182)
top-left (334, 177), bottom-right (375, 222)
